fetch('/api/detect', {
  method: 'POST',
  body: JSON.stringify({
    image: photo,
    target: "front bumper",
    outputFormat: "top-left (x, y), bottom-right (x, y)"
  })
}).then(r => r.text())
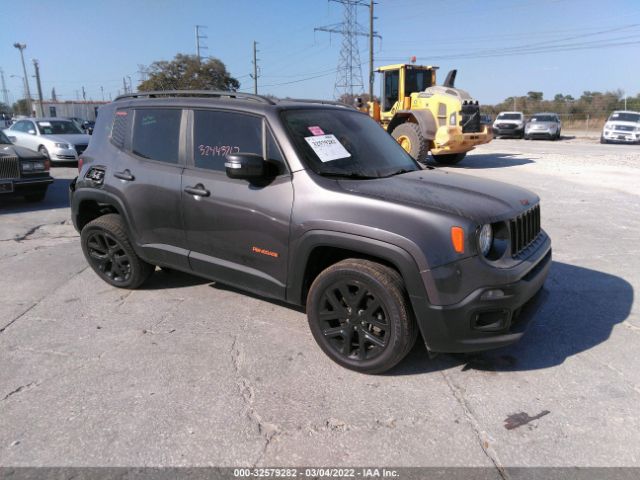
top-left (431, 125), bottom-right (493, 155)
top-left (51, 146), bottom-right (79, 161)
top-left (493, 126), bottom-right (524, 137)
top-left (526, 129), bottom-right (557, 139)
top-left (0, 176), bottom-right (53, 197)
top-left (602, 131), bottom-right (640, 143)
top-left (413, 240), bottom-right (552, 353)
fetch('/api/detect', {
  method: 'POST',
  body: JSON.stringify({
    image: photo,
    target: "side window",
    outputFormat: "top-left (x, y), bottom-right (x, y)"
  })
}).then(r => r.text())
top-left (131, 108), bottom-right (181, 164)
top-left (111, 110), bottom-right (130, 150)
top-left (193, 110), bottom-right (262, 171)
top-left (383, 70), bottom-right (399, 111)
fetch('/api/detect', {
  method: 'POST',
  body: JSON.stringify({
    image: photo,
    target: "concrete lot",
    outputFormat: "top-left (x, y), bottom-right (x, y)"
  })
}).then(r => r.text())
top-left (1, 138), bottom-right (639, 469)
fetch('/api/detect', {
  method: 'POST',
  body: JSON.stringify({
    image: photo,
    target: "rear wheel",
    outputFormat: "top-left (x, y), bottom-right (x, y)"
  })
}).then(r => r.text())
top-left (81, 214), bottom-right (154, 289)
top-left (432, 152), bottom-right (466, 165)
top-left (391, 122), bottom-right (429, 163)
top-left (306, 259), bottom-right (418, 374)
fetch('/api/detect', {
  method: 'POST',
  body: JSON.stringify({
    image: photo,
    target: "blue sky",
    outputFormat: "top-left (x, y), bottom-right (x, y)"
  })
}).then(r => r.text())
top-left (1, 0), bottom-right (639, 106)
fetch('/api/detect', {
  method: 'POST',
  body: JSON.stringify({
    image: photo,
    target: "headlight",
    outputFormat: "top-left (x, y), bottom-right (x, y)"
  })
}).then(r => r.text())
top-left (54, 142), bottom-right (71, 149)
top-left (21, 162), bottom-right (33, 171)
top-left (478, 224), bottom-right (493, 257)
top-left (32, 160), bottom-right (45, 170)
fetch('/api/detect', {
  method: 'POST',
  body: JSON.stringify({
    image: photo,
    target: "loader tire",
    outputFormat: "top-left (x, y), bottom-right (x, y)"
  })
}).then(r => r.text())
top-left (432, 152), bottom-right (466, 165)
top-left (391, 123), bottom-right (429, 163)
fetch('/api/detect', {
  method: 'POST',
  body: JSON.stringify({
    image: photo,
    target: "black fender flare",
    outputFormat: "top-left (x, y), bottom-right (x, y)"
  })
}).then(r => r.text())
top-left (286, 230), bottom-right (429, 308)
top-left (388, 110), bottom-right (437, 141)
top-left (71, 188), bottom-right (138, 241)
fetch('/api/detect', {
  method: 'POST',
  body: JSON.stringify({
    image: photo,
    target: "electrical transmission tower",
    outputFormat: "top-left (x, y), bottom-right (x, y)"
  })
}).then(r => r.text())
top-left (315, 0), bottom-right (380, 99)
top-left (195, 25), bottom-right (208, 62)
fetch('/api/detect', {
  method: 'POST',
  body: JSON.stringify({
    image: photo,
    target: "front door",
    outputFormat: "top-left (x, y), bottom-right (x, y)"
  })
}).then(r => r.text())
top-left (181, 109), bottom-right (293, 300)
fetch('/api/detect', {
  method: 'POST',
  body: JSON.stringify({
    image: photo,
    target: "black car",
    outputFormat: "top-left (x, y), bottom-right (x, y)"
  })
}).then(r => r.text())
top-left (0, 130), bottom-right (53, 202)
top-left (70, 91), bottom-right (551, 373)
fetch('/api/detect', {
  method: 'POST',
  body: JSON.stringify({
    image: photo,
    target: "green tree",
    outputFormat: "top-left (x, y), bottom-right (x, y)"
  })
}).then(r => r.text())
top-left (138, 54), bottom-right (240, 92)
top-left (0, 102), bottom-right (10, 114)
top-left (12, 99), bottom-right (30, 116)
top-left (527, 91), bottom-right (543, 101)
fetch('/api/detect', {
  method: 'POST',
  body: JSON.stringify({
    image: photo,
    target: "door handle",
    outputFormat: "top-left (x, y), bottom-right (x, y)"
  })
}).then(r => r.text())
top-left (114, 169), bottom-right (135, 181)
top-left (184, 184), bottom-right (210, 197)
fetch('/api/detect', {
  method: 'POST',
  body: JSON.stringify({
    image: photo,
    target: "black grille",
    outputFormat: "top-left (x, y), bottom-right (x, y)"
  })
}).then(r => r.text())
top-left (510, 204), bottom-right (541, 257)
top-left (461, 102), bottom-right (482, 133)
top-left (75, 144), bottom-right (88, 155)
top-left (0, 155), bottom-right (20, 180)
top-left (497, 123), bottom-right (517, 129)
top-left (614, 125), bottom-right (634, 132)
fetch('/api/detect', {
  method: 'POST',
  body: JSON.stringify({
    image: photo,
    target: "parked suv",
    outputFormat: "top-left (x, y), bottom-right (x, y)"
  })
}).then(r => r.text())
top-left (601, 110), bottom-right (640, 144)
top-left (525, 113), bottom-right (561, 140)
top-left (1, 130), bottom-right (53, 202)
top-left (492, 111), bottom-right (525, 138)
top-left (70, 91), bottom-right (551, 373)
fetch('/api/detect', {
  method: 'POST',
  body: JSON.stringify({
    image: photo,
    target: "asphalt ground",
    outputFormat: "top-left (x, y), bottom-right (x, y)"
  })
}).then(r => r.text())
top-left (1, 137), bottom-right (639, 471)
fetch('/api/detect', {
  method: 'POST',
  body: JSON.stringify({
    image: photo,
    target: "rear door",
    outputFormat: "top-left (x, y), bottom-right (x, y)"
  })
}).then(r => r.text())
top-left (181, 109), bottom-right (293, 300)
top-left (106, 106), bottom-right (189, 269)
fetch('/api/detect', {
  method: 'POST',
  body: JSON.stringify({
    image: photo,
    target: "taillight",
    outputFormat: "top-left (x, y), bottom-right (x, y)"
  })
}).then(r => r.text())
top-left (78, 157), bottom-right (84, 172)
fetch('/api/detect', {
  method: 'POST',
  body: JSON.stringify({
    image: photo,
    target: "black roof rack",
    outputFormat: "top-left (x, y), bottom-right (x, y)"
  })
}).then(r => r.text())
top-left (114, 90), bottom-right (276, 105)
top-left (281, 98), bottom-right (356, 109)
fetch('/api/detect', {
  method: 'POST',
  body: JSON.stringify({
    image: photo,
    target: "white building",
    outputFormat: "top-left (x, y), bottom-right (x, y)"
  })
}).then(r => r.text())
top-left (30, 100), bottom-right (109, 121)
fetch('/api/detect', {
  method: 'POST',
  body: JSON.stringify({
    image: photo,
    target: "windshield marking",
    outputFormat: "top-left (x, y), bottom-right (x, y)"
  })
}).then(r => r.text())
top-left (304, 134), bottom-right (352, 162)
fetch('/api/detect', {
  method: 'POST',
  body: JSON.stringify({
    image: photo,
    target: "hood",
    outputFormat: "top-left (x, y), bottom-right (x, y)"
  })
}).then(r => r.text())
top-left (337, 169), bottom-right (538, 223)
top-left (1, 144), bottom-right (45, 160)
top-left (43, 133), bottom-right (90, 145)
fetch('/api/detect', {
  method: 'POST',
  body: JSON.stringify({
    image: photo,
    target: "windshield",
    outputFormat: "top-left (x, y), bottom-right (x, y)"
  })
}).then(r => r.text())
top-left (36, 120), bottom-right (82, 135)
top-left (497, 113), bottom-right (522, 120)
top-left (609, 112), bottom-right (640, 123)
top-left (282, 108), bottom-right (419, 178)
top-left (0, 131), bottom-right (11, 144)
top-left (530, 115), bottom-right (557, 122)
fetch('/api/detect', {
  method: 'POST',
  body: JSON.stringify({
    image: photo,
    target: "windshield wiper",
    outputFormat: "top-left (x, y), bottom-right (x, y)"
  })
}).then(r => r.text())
top-left (318, 172), bottom-right (379, 179)
top-left (381, 168), bottom-right (415, 178)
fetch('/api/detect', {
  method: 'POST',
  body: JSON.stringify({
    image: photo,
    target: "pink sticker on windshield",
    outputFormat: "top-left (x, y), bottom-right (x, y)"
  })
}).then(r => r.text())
top-left (308, 126), bottom-right (325, 136)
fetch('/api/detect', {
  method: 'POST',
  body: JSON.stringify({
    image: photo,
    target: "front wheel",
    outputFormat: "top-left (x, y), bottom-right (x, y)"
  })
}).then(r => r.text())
top-left (81, 214), bottom-right (154, 289)
top-left (306, 259), bottom-right (418, 374)
top-left (432, 152), bottom-right (466, 165)
top-left (391, 122), bottom-right (429, 163)
top-left (600, 136), bottom-right (607, 144)
top-left (38, 146), bottom-right (49, 159)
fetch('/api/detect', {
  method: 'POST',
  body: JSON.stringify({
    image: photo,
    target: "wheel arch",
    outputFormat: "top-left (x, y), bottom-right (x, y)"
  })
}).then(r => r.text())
top-left (388, 110), bottom-right (437, 141)
top-left (287, 231), bottom-right (429, 308)
top-left (72, 189), bottom-right (135, 237)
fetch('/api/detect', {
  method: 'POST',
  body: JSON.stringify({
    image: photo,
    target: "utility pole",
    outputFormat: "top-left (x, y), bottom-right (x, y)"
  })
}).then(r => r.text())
top-left (368, 0), bottom-right (374, 100)
top-left (82, 86), bottom-right (86, 101)
top-left (316, 0), bottom-right (381, 99)
top-left (100, 86), bottom-right (105, 101)
top-left (13, 43), bottom-right (33, 113)
top-left (250, 41), bottom-right (260, 95)
top-left (195, 25), bottom-right (208, 62)
top-left (122, 77), bottom-right (128, 95)
top-left (51, 87), bottom-right (57, 101)
top-left (0, 68), bottom-right (9, 106)
top-left (127, 75), bottom-right (133, 94)
top-left (32, 59), bottom-right (45, 117)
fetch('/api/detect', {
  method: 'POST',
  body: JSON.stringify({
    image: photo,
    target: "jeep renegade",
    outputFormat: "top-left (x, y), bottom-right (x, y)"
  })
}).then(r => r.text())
top-left (70, 91), bottom-right (551, 374)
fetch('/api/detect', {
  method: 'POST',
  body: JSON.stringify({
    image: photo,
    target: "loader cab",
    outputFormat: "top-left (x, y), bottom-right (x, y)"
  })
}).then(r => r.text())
top-left (379, 64), bottom-right (438, 115)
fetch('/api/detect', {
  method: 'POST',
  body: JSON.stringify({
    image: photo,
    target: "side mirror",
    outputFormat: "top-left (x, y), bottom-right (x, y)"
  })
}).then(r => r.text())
top-left (8, 136), bottom-right (16, 143)
top-left (27, 129), bottom-right (36, 135)
top-left (225, 153), bottom-right (265, 179)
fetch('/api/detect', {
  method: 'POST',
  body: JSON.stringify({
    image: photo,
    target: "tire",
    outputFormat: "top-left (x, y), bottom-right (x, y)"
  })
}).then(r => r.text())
top-left (24, 190), bottom-right (47, 202)
top-left (524, 134), bottom-right (530, 140)
top-left (81, 214), bottom-right (154, 289)
top-left (306, 259), bottom-right (418, 374)
top-left (391, 122), bottom-right (429, 163)
top-left (432, 152), bottom-right (466, 165)
top-left (600, 136), bottom-right (607, 144)
top-left (38, 146), bottom-right (49, 159)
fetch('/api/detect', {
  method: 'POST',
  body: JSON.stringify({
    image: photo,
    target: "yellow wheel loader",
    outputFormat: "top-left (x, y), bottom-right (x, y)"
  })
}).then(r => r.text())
top-left (368, 64), bottom-right (492, 165)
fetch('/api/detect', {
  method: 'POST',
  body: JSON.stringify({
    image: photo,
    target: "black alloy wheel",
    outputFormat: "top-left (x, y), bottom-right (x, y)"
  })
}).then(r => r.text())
top-left (85, 231), bottom-right (132, 284)
top-left (318, 278), bottom-right (390, 361)
top-left (307, 259), bottom-right (417, 374)
top-left (81, 214), bottom-right (154, 289)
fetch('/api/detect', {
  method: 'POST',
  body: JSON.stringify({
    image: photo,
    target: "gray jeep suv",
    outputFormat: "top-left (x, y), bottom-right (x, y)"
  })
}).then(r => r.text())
top-left (69, 91), bottom-right (551, 373)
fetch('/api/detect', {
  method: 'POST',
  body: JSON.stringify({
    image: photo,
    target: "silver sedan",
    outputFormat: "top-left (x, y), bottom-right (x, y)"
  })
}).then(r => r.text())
top-left (3, 117), bottom-right (91, 162)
